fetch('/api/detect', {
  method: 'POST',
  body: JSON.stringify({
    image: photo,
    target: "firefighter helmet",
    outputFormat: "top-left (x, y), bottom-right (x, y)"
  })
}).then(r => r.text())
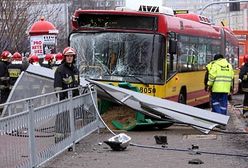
top-left (244, 55), bottom-right (248, 64)
top-left (55, 52), bottom-right (63, 61)
top-left (44, 54), bottom-right (54, 62)
top-left (12, 52), bottom-right (22, 61)
top-left (29, 54), bottom-right (39, 65)
top-left (1, 50), bottom-right (12, 61)
top-left (54, 52), bottom-right (63, 65)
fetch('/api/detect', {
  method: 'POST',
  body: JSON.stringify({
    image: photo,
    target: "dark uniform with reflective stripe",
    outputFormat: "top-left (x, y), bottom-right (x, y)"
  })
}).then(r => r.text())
top-left (54, 62), bottom-right (80, 140)
top-left (239, 63), bottom-right (248, 116)
top-left (0, 61), bottom-right (9, 104)
top-left (54, 62), bottom-right (80, 100)
top-left (7, 63), bottom-right (26, 88)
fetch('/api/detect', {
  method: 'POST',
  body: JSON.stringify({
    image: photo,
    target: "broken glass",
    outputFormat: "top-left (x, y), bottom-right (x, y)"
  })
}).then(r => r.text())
top-left (70, 32), bottom-right (165, 84)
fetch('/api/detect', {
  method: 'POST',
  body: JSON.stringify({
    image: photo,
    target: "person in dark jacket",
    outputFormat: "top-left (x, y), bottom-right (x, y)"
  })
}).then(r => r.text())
top-left (54, 47), bottom-right (80, 144)
top-left (54, 47), bottom-right (80, 99)
top-left (42, 54), bottom-right (54, 69)
top-left (0, 51), bottom-right (11, 104)
top-left (239, 55), bottom-right (248, 118)
top-left (7, 52), bottom-right (26, 89)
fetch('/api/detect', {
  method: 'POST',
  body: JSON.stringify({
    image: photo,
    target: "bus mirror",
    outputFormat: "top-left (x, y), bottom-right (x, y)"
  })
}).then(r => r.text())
top-left (169, 39), bottom-right (177, 54)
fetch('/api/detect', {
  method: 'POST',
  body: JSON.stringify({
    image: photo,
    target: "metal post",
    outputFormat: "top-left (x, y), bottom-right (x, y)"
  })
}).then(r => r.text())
top-left (8, 104), bottom-right (12, 116)
top-left (27, 99), bottom-right (37, 168)
top-left (68, 90), bottom-right (75, 151)
top-left (65, 0), bottom-right (69, 39)
top-left (92, 89), bottom-right (101, 132)
top-left (199, 0), bottom-right (248, 15)
top-left (90, 86), bottom-right (103, 129)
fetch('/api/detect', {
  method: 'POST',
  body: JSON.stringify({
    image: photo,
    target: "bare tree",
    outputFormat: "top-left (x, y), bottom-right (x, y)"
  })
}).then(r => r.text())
top-left (0, 0), bottom-right (67, 54)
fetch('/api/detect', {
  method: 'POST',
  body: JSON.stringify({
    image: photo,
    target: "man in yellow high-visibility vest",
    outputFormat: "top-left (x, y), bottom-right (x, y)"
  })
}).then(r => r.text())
top-left (207, 54), bottom-right (234, 115)
top-left (204, 59), bottom-right (217, 91)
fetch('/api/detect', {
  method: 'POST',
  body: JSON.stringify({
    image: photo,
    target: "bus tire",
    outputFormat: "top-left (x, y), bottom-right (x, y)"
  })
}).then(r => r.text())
top-left (178, 88), bottom-right (187, 104)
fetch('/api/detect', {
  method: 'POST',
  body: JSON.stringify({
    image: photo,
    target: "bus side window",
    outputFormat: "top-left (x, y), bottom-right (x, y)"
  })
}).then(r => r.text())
top-left (197, 44), bottom-right (207, 70)
top-left (178, 42), bottom-right (189, 72)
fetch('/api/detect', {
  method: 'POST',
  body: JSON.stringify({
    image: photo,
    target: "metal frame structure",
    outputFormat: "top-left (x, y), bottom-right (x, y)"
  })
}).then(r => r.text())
top-left (0, 87), bottom-right (100, 168)
top-left (89, 79), bottom-right (229, 134)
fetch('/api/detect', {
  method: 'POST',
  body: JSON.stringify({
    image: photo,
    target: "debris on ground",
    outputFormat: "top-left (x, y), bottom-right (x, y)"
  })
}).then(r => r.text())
top-left (104, 133), bottom-right (131, 151)
top-left (101, 106), bottom-right (135, 130)
top-left (188, 145), bottom-right (201, 155)
top-left (154, 135), bottom-right (168, 145)
top-left (188, 158), bottom-right (204, 164)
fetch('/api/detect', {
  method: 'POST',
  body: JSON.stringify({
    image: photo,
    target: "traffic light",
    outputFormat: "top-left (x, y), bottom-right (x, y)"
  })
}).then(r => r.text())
top-left (229, 1), bottom-right (240, 11)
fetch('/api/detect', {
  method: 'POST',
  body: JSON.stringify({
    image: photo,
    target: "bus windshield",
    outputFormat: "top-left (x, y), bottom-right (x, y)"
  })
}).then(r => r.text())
top-left (70, 32), bottom-right (165, 84)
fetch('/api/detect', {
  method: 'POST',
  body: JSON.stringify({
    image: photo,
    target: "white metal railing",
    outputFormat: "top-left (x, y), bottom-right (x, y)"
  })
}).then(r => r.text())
top-left (0, 87), bottom-right (100, 168)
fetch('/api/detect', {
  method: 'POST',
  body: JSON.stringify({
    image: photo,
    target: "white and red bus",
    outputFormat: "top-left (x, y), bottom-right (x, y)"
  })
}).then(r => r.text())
top-left (69, 6), bottom-right (239, 106)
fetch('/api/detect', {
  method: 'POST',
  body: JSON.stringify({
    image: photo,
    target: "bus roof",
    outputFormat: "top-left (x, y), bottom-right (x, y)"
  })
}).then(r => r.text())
top-left (72, 10), bottom-right (230, 39)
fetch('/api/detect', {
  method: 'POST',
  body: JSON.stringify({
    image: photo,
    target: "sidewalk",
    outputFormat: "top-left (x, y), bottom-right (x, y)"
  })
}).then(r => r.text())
top-left (43, 101), bottom-right (248, 168)
top-left (229, 94), bottom-right (248, 132)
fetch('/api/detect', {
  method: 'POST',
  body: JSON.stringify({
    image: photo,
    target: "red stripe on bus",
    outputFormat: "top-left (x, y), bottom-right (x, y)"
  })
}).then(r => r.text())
top-left (187, 89), bottom-right (208, 100)
top-left (165, 89), bottom-right (209, 105)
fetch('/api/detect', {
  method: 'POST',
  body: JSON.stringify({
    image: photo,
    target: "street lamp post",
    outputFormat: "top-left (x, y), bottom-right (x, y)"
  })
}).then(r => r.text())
top-left (199, 0), bottom-right (248, 15)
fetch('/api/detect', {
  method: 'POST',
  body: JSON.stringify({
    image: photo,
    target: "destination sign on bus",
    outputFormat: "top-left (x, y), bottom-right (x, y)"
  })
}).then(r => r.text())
top-left (173, 10), bottom-right (189, 14)
top-left (77, 14), bottom-right (157, 31)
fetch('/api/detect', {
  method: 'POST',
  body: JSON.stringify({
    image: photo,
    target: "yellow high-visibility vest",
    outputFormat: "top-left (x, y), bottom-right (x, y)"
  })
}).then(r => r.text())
top-left (207, 58), bottom-right (234, 93)
top-left (206, 60), bottom-right (216, 71)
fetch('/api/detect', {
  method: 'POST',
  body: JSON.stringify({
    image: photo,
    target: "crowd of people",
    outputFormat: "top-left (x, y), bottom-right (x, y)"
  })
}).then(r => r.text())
top-left (0, 50), bottom-right (64, 105)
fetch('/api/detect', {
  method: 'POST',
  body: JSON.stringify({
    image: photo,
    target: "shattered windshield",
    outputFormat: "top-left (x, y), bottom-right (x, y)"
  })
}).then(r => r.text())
top-left (70, 32), bottom-right (165, 84)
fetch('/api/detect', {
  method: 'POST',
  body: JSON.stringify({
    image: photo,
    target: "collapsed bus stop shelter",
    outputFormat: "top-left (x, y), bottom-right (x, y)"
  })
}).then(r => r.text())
top-left (0, 65), bottom-right (229, 167)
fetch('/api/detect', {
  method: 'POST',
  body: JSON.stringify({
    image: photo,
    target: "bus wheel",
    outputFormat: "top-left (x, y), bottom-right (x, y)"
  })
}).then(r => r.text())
top-left (178, 90), bottom-right (186, 104)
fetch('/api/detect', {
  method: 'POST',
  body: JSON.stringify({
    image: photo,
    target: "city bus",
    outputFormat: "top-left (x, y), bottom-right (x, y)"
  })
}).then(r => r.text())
top-left (233, 30), bottom-right (248, 67)
top-left (69, 6), bottom-right (239, 106)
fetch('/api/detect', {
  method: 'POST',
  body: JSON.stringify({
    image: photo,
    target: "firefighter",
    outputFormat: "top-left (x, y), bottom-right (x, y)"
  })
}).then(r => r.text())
top-left (7, 52), bottom-right (26, 89)
top-left (53, 52), bottom-right (63, 70)
top-left (1, 51), bottom-right (11, 66)
top-left (54, 47), bottom-right (79, 99)
top-left (0, 51), bottom-right (11, 104)
top-left (54, 47), bottom-right (80, 144)
top-left (239, 55), bottom-right (248, 118)
top-left (28, 54), bottom-right (40, 66)
top-left (42, 54), bottom-right (54, 69)
top-left (207, 54), bottom-right (234, 115)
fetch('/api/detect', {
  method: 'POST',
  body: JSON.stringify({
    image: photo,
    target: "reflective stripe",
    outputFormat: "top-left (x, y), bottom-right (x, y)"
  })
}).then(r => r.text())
top-left (0, 85), bottom-right (6, 89)
top-left (213, 102), bottom-right (219, 105)
top-left (63, 76), bottom-right (73, 84)
top-left (214, 80), bottom-right (232, 83)
top-left (216, 76), bottom-right (233, 79)
top-left (0, 77), bottom-right (9, 80)
top-left (8, 69), bottom-right (21, 78)
top-left (242, 88), bottom-right (248, 92)
top-left (0, 85), bottom-right (9, 89)
top-left (220, 107), bottom-right (227, 110)
top-left (55, 87), bottom-right (62, 91)
top-left (243, 106), bottom-right (248, 110)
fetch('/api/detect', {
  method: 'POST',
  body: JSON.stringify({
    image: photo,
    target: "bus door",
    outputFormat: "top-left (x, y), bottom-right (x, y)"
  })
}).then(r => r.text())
top-left (167, 32), bottom-right (177, 79)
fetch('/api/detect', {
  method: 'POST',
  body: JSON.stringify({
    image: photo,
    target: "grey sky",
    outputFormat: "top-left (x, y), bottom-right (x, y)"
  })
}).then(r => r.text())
top-left (126, 0), bottom-right (162, 9)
